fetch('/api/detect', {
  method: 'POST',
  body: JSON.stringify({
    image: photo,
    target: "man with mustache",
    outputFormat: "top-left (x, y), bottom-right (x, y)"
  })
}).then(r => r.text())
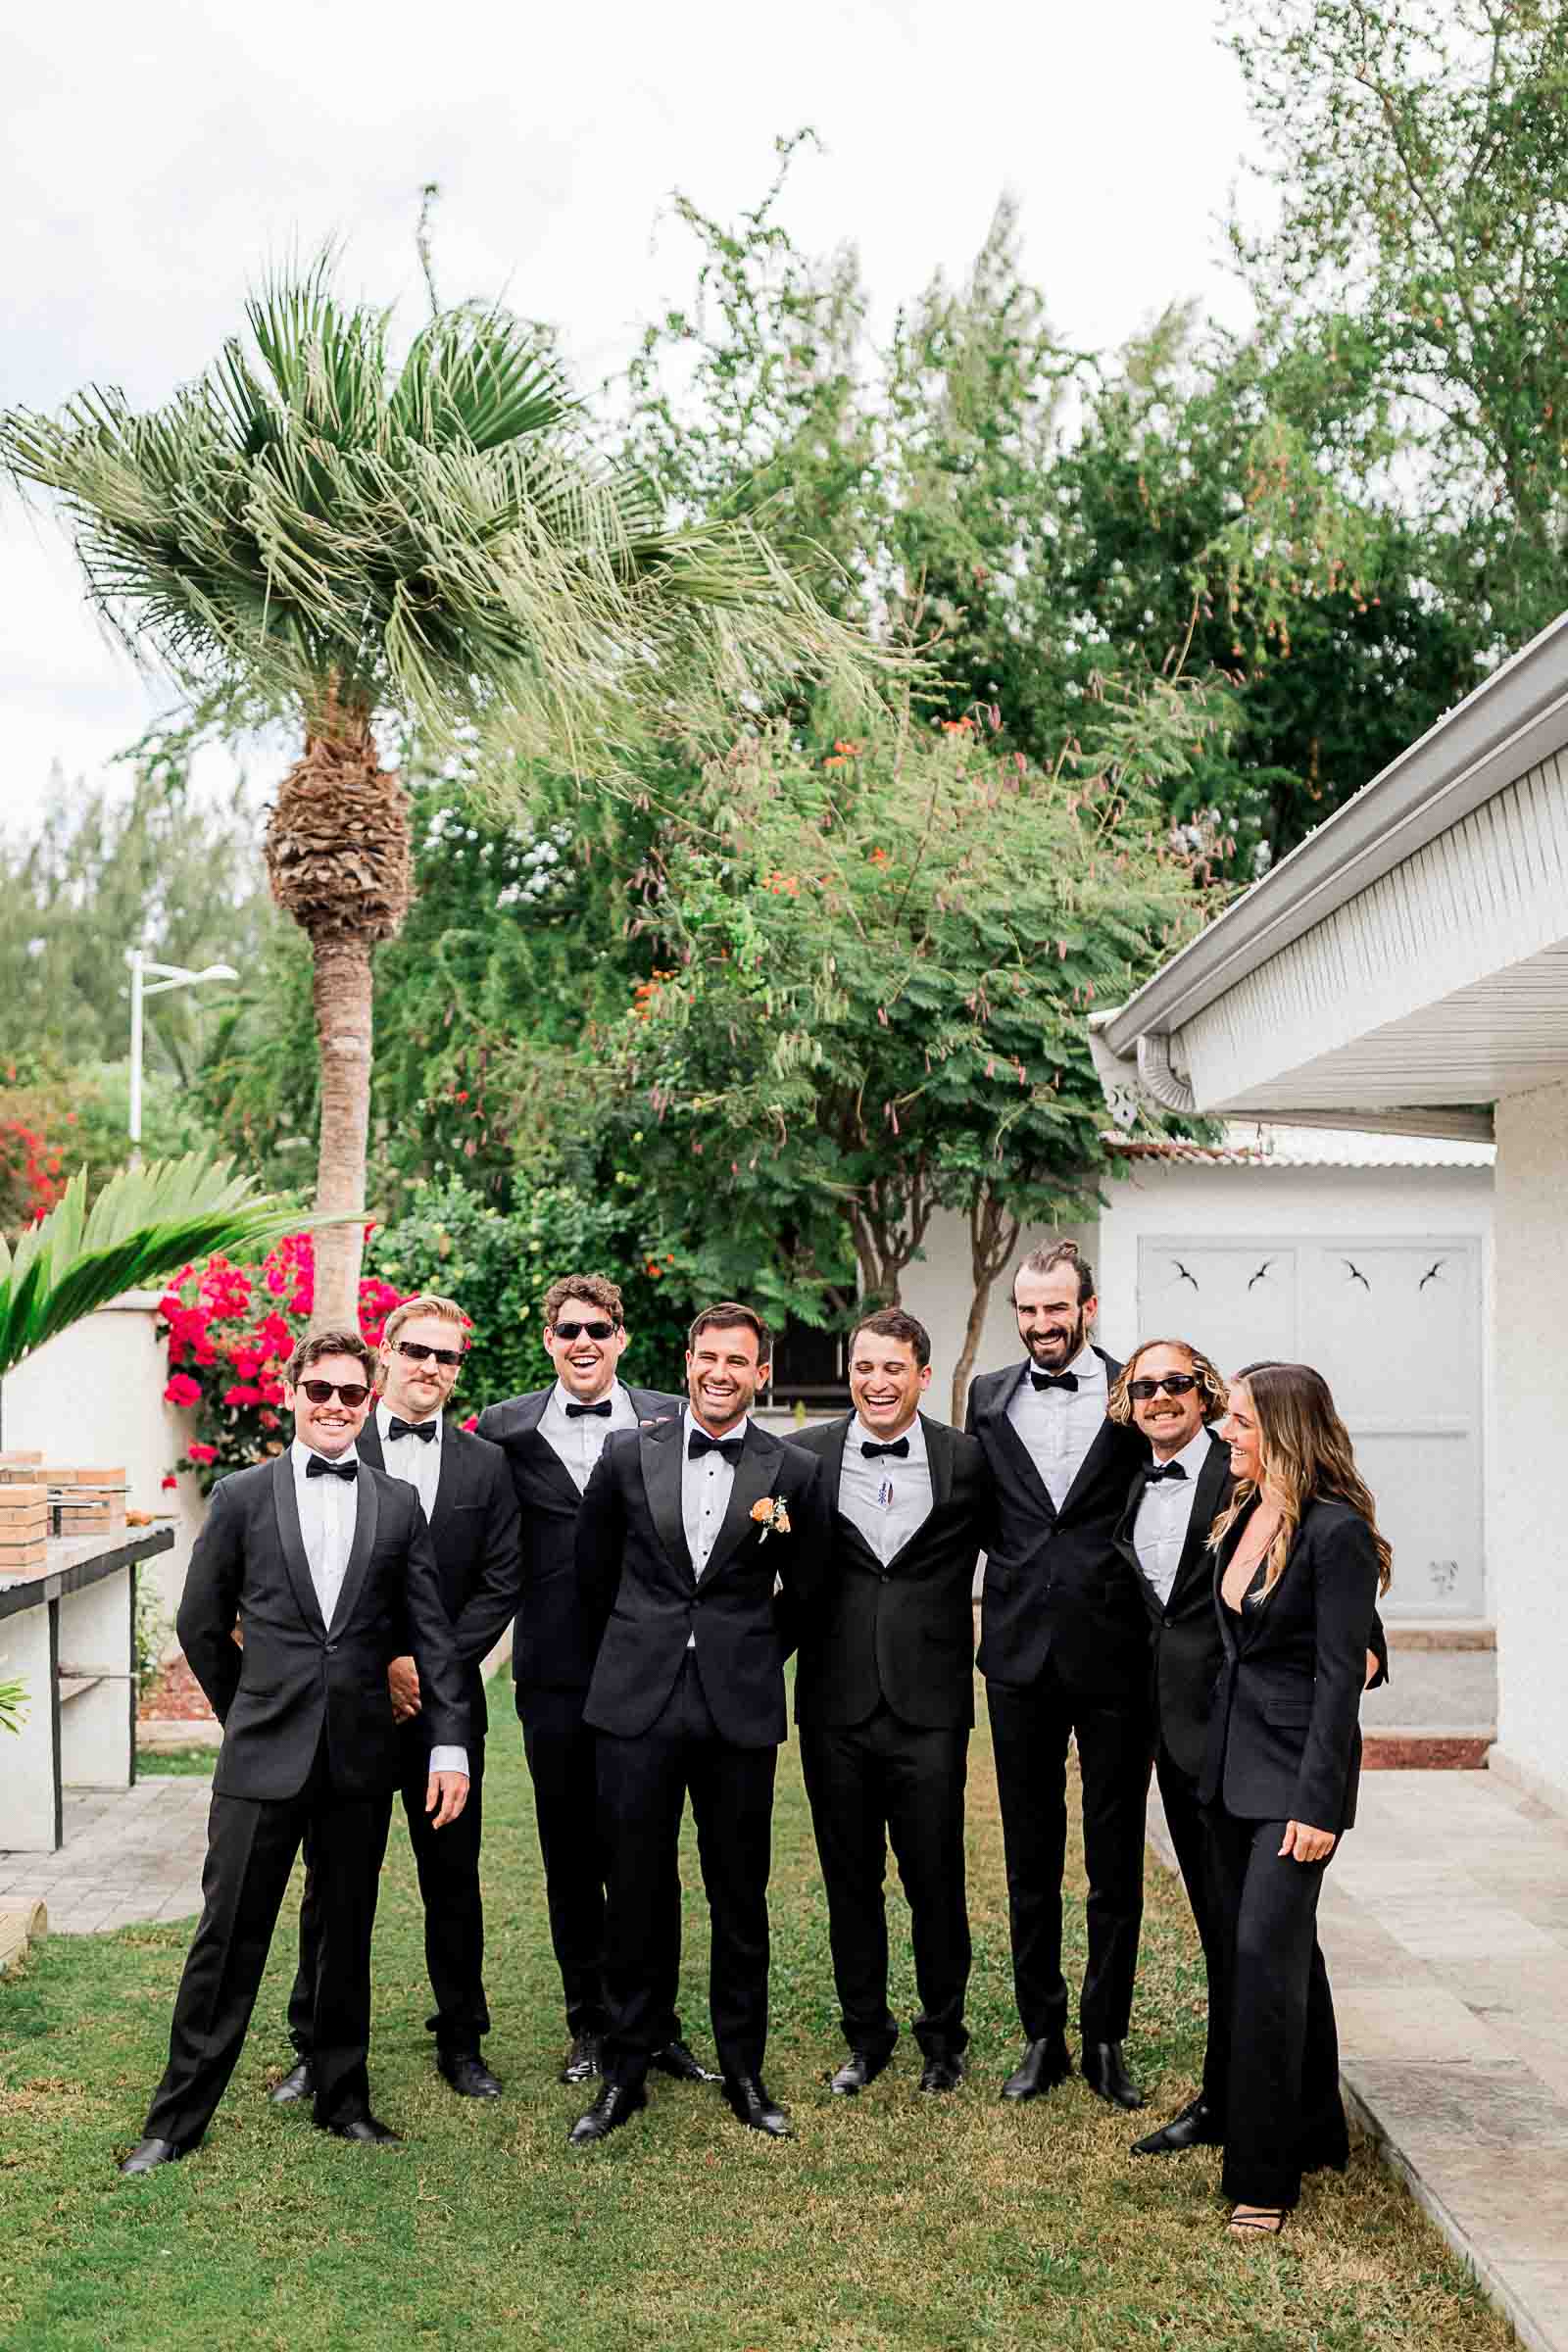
top-left (474, 1275), bottom-right (700, 2088)
top-left (965, 1241), bottom-right (1152, 2110)
top-left (567, 1302), bottom-right (831, 2144)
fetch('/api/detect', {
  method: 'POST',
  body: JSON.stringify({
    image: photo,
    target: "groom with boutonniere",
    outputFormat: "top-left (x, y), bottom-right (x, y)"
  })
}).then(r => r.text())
top-left (566, 1302), bottom-right (831, 2146)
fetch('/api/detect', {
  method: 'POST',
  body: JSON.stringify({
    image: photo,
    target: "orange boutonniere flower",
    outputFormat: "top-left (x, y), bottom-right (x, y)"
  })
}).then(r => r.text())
top-left (751, 1494), bottom-right (792, 1544)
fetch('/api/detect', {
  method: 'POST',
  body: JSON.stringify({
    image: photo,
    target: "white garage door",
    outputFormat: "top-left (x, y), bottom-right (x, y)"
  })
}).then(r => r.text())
top-left (1135, 1236), bottom-right (1483, 1620)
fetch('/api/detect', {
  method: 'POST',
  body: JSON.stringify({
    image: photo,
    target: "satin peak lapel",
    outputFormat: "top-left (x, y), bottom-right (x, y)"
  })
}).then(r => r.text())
top-left (270, 1453), bottom-right (327, 1640)
top-left (703, 1430), bottom-right (778, 1584)
top-left (328, 1464), bottom-right (380, 1636)
top-left (642, 1419), bottom-right (693, 1579)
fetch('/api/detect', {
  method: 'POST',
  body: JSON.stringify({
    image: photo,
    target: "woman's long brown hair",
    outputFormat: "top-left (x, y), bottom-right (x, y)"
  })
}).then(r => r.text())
top-left (1208, 1360), bottom-right (1393, 1595)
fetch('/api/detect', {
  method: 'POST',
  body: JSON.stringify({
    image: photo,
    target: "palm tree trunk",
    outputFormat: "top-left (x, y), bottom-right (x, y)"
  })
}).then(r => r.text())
top-left (263, 711), bottom-right (412, 1333)
top-left (309, 935), bottom-right (374, 1325)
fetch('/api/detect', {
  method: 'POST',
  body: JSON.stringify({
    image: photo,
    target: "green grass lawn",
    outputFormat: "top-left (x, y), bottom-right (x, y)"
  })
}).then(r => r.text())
top-left (3, 1687), bottom-right (1507, 2352)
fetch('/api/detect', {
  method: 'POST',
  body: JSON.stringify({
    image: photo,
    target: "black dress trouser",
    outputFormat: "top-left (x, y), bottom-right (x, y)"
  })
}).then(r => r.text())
top-left (986, 1661), bottom-right (1153, 2046)
top-left (800, 1703), bottom-right (970, 2059)
top-left (1155, 1742), bottom-right (1226, 2111)
top-left (517, 1684), bottom-right (611, 2036)
top-left (597, 1651), bottom-right (776, 2087)
top-left (1202, 1802), bottom-right (1349, 2210)
top-left (289, 1725), bottom-right (489, 2063)
top-left (145, 1734), bottom-right (394, 2148)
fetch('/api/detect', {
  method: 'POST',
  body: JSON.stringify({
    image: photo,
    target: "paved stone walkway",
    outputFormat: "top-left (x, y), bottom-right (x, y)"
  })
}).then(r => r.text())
top-left (1152, 1765), bottom-right (1568, 2352)
top-left (0, 1778), bottom-right (210, 1931)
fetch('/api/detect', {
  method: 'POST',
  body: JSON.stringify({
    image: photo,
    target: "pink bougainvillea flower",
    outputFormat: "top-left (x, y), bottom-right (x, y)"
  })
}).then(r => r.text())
top-left (164, 1373), bottom-right (203, 1409)
top-left (186, 1441), bottom-right (219, 1465)
top-left (461, 1413), bottom-right (479, 1432)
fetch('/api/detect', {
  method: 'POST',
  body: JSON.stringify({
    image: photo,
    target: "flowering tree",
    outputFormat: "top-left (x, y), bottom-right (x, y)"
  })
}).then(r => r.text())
top-left (161, 1234), bottom-right (409, 1492)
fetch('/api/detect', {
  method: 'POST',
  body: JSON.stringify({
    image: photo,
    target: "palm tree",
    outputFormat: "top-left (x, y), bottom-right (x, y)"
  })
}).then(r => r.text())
top-left (0, 1153), bottom-right (327, 1382)
top-left (1, 265), bottom-right (891, 1320)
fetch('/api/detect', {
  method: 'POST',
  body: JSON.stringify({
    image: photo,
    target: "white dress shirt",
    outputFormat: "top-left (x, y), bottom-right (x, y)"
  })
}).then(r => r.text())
top-left (538, 1378), bottom-right (641, 1493)
top-left (681, 1408), bottom-right (750, 1580)
top-left (301, 1432), bottom-right (467, 1780)
top-left (1005, 1342), bottom-right (1107, 1510)
top-left (290, 1438), bottom-right (359, 1629)
top-left (376, 1397), bottom-right (443, 1521)
top-left (838, 1413), bottom-right (934, 1566)
top-left (1131, 1424), bottom-right (1214, 1606)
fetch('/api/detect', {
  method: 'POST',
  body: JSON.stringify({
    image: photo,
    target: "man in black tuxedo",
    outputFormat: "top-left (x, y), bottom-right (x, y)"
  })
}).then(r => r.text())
top-left (965, 1240), bottom-right (1152, 2110)
top-left (568, 1301), bottom-right (831, 2144)
top-left (474, 1273), bottom-right (700, 2088)
top-left (1113, 1340), bottom-right (1388, 2158)
top-left (278, 1294), bottom-right (519, 2105)
top-left (121, 1332), bottom-right (470, 2176)
top-left (786, 1308), bottom-right (990, 2097)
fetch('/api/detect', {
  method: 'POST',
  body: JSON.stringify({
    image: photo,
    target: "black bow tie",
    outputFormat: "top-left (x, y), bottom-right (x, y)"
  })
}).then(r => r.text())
top-left (387, 1416), bottom-right (438, 1444)
top-left (565, 1399), bottom-right (613, 1420)
top-left (860, 1437), bottom-right (910, 1460)
top-left (306, 1453), bottom-right (358, 1483)
top-left (688, 1428), bottom-right (745, 1466)
top-left (1031, 1370), bottom-right (1079, 1393)
top-left (1145, 1461), bottom-right (1189, 1484)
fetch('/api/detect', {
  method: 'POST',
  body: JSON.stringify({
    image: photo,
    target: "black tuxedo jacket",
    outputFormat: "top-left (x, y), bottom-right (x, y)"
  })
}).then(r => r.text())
top-left (1114, 1434), bottom-right (1390, 1783)
top-left (474, 1385), bottom-right (682, 1691)
top-left (576, 1415), bottom-right (832, 1747)
top-left (1198, 1494), bottom-right (1382, 1833)
top-left (965, 1348), bottom-right (1150, 1694)
top-left (357, 1416), bottom-right (519, 1743)
top-left (1113, 1431), bottom-right (1238, 1780)
top-left (784, 1412), bottom-right (989, 1731)
top-left (176, 1453), bottom-right (469, 1803)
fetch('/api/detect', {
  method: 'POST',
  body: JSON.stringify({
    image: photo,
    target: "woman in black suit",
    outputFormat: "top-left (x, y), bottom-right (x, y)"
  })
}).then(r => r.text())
top-left (1199, 1361), bottom-right (1390, 2238)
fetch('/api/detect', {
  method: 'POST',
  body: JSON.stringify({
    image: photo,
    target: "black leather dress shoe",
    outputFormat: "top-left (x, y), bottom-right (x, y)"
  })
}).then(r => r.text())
top-left (438, 2052), bottom-right (502, 2099)
top-left (319, 2113), bottom-right (402, 2145)
top-left (568, 2082), bottom-right (647, 2145)
top-left (919, 2053), bottom-right (965, 2094)
top-left (120, 2137), bottom-right (181, 2177)
top-left (270, 2059), bottom-right (315, 2105)
top-left (1131, 2094), bottom-right (1221, 2155)
top-left (1080, 2040), bottom-right (1145, 2111)
top-left (651, 2036), bottom-right (718, 2083)
top-left (1000, 2037), bottom-right (1072, 2101)
top-left (559, 2031), bottom-right (603, 2086)
top-left (829, 2047), bottom-right (893, 2097)
top-left (724, 2075), bottom-right (791, 2136)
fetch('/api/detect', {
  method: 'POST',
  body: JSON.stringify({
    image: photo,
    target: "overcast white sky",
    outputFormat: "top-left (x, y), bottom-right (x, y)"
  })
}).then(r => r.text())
top-left (2, 0), bottom-right (1265, 830)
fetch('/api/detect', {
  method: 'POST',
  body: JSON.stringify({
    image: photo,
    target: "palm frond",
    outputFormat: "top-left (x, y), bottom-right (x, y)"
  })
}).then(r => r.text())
top-left (0, 1679), bottom-right (27, 1736)
top-left (0, 256), bottom-right (905, 769)
top-left (0, 1155), bottom-right (330, 1381)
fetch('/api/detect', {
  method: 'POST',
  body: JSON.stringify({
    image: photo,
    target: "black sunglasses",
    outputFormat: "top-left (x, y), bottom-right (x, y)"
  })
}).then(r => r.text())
top-left (1126, 1373), bottom-right (1200, 1401)
top-left (552, 1319), bottom-right (618, 1343)
top-left (298, 1379), bottom-right (371, 1407)
top-left (394, 1339), bottom-right (465, 1369)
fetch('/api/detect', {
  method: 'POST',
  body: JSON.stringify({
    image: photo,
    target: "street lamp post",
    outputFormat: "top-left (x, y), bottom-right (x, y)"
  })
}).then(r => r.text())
top-left (126, 950), bottom-right (239, 1147)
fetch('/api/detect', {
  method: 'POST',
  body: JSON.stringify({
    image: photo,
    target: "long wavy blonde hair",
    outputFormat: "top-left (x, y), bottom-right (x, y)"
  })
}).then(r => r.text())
top-left (1107, 1337), bottom-right (1228, 1429)
top-left (1208, 1360), bottom-right (1393, 1595)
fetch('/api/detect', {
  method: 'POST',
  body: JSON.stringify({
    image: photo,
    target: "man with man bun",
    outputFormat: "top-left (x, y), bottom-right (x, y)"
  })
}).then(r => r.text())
top-left (965, 1240), bottom-right (1152, 2110)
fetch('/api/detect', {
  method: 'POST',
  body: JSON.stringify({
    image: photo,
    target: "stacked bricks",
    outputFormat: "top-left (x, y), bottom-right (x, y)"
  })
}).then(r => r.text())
top-left (0, 1477), bottom-right (49, 1582)
top-left (43, 1468), bottom-right (129, 1538)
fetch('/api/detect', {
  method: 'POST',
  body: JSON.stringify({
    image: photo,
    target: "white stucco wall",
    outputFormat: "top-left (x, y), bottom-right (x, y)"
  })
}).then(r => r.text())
top-left (0, 1293), bottom-right (203, 1642)
top-left (1490, 1082), bottom-right (1568, 1807)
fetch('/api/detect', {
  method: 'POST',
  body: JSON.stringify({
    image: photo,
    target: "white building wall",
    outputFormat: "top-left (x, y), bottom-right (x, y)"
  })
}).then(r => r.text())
top-left (0, 1293), bottom-right (202, 1641)
top-left (1490, 1082), bottom-right (1568, 1808)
